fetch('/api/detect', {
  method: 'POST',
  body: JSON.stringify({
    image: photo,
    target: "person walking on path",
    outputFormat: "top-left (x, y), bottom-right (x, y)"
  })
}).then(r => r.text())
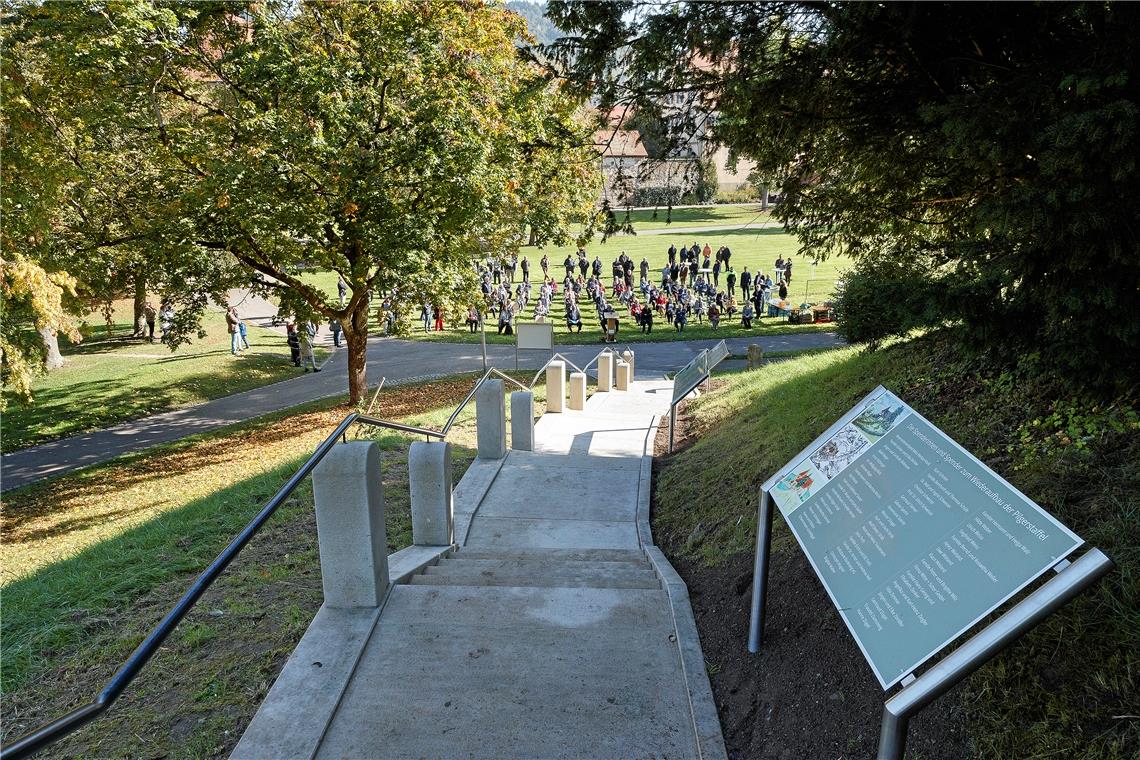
top-left (300, 321), bottom-right (321, 372)
top-left (226, 307), bottom-right (242, 356)
top-left (330, 318), bottom-right (343, 348)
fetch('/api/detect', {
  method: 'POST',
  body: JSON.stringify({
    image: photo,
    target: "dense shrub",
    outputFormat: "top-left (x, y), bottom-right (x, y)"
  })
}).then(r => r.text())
top-left (631, 186), bottom-right (683, 208)
top-left (832, 258), bottom-right (945, 348)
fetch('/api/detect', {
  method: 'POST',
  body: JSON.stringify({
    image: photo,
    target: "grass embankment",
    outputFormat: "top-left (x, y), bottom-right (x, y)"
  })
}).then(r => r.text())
top-left (1, 373), bottom-right (544, 758)
top-left (1, 301), bottom-right (325, 453)
top-left (301, 205), bottom-right (849, 346)
top-left (655, 336), bottom-right (1138, 758)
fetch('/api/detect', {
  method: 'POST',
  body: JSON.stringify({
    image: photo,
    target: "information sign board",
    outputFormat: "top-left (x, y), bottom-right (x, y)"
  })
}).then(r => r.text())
top-left (516, 322), bottom-right (554, 351)
top-left (707, 339), bottom-right (730, 370)
top-left (768, 387), bottom-right (1082, 688)
top-left (671, 350), bottom-right (709, 404)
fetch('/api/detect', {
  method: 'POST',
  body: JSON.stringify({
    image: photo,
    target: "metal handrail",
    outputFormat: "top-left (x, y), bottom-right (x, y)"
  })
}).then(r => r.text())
top-left (364, 376), bottom-right (386, 416)
top-left (440, 367), bottom-right (527, 436)
top-left (527, 352), bottom-right (584, 388)
top-left (1, 366), bottom-right (530, 760)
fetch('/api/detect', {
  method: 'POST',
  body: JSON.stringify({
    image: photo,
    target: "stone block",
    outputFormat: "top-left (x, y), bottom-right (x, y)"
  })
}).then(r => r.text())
top-left (312, 442), bottom-right (388, 608)
top-left (409, 441), bottom-right (453, 546)
top-left (598, 352), bottom-right (614, 392)
top-left (511, 391), bottom-right (535, 451)
top-left (569, 372), bottom-right (586, 410)
top-left (546, 360), bottom-right (565, 413)
top-left (616, 360), bottom-right (631, 391)
top-left (475, 378), bottom-right (507, 459)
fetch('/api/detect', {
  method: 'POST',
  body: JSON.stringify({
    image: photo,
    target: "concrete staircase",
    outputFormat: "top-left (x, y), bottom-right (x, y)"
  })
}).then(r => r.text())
top-left (233, 376), bottom-right (726, 760)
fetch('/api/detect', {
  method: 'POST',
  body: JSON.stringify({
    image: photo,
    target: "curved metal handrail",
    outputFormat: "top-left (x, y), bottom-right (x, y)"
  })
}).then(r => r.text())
top-left (527, 352), bottom-right (584, 388)
top-left (1, 366), bottom-right (532, 760)
top-left (440, 367), bottom-right (527, 436)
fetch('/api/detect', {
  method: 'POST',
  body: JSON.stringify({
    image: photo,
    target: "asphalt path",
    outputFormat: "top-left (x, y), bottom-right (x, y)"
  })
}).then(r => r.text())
top-left (0, 331), bottom-right (841, 491)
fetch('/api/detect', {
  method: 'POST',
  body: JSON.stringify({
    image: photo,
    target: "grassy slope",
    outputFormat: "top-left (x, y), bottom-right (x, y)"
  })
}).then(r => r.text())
top-left (2, 303), bottom-right (326, 453)
top-left (655, 336), bottom-right (1138, 758)
top-left (1, 374), bottom-right (545, 758)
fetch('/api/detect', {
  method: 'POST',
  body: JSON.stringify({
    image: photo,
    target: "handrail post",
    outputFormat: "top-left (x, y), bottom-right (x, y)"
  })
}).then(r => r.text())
top-left (312, 441), bottom-right (389, 608)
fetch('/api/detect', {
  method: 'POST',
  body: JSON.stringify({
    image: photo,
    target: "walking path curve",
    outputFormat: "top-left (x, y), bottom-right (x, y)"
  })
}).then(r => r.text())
top-left (233, 377), bottom-right (726, 759)
top-left (1, 331), bottom-right (841, 492)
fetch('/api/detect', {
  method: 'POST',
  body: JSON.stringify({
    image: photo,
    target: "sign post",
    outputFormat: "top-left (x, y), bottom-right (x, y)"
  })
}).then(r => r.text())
top-left (748, 386), bottom-right (1113, 759)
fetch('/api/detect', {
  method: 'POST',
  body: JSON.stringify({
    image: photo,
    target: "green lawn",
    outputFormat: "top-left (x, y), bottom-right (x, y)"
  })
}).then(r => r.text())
top-left (609, 203), bottom-right (773, 229)
top-left (655, 334), bottom-right (1139, 759)
top-left (302, 222), bottom-right (851, 345)
top-left (1, 373), bottom-right (545, 757)
top-left (1, 304), bottom-right (326, 453)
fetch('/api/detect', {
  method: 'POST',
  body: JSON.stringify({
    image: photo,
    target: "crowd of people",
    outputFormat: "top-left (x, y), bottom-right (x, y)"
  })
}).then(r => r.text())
top-left (471, 243), bottom-right (797, 336)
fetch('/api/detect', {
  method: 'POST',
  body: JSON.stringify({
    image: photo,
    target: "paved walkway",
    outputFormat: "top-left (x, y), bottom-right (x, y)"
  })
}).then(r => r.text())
top-left (233, 378), bottom-right (725, 759)
top-left (0, 332), bottom-right (841, 491)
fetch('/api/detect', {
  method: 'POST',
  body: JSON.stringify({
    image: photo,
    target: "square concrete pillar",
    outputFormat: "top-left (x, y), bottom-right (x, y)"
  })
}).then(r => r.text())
top-left (597, 351), bottom-right (614, 392)
top-left (546, 360), bottom-right (565, 413)
top-left (312, 441), bottom-right (388, 608)
top-left (511, 391), bottom-right (535, 451)
top-left (622, 350), bottom-right (634, 379)
top-left (475, 378), bottom-right (507, 459)
top-left (568, 371), bottom-right (587, 410)
top-left (616, 360), bottom-right (631, 390)
top-left (408, 441), bottom-right (453, 546)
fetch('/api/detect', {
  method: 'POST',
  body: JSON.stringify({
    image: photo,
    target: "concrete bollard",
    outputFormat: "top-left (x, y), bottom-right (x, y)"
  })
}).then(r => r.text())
top-left (568, 371), bottom-right (587, 410)
top-left (597, 351), bottom-right (614, 392)
top-left (408, 441), bottom-right (453, 546)
top-left (546, 360), bottom-right (566, 413)
top-left (511, 391), bottom-right (535, 451)
top-left (475, 378), bottom-right (507, 459)
top-left (312, 442), bottom-right (389, 608)
top-left (747, 344), bottom-right (764, 369)
top-left (622, 350), bottom-right (634, 379)
top-left (616, 360), bottom-right (631, 391)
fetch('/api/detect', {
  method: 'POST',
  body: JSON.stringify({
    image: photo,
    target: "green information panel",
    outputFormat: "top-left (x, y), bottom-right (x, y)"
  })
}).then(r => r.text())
top-left (671, 350), bottom-right (709, 405)
top-left (769, 387), bottom-right (1082, 688)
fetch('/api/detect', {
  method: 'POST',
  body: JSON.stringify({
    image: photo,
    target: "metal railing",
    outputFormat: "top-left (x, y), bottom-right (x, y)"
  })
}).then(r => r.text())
top-left (527, 347), bottom-right (636, 389)
top-left (0, 367), bottom-right (527, 760)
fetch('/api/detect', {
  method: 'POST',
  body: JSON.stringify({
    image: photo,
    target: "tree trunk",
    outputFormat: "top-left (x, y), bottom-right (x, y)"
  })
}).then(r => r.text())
top-left (343, 300), bottom-right (370, 405)
top-left (40, 327), bottom-right (66, 370)
top-left (760, 186), bottom-right (769, 211)
top-left (132, 275), bottom-right (147, 336)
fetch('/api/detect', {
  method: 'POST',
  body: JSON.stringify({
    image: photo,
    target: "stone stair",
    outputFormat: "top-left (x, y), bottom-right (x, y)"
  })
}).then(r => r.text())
top-left (407, 549), bottom-right (661, 589)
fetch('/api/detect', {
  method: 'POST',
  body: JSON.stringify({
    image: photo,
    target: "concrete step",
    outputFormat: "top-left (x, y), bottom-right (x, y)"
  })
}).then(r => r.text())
top-left (315, 603), bottom-right (698, 759)
top-left (383, 583), bottom-right (674, 629)
top-left (435, 556), bottom-right (652, 574)
top-left (408, 572), bottom-right (660, 590)
top-left (422, 558), bottom-right (657, 583)
top-left (449, 547), bottom-right (646, 563)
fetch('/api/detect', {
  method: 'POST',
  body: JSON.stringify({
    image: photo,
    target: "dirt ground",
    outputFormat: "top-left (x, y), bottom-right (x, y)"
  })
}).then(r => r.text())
top-left (652, 401), bottom-right (974, 760)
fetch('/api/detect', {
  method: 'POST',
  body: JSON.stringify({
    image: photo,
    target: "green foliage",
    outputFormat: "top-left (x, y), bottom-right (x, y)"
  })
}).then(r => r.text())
top-left (546, 1), bottom-right (1140, 387)
top-left (693, 156), bottom-right (718, 204)
top-left (655, 335), bottom-right (1139, 757)
top-left (5, 0), bottom-right (598, 402)
top-left (832, 257), bottom-right (944, 348)
top-left (631, 186), bottom-right (683, 208)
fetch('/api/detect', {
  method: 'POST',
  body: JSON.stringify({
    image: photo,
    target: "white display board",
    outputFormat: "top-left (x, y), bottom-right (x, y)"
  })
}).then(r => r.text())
top-left (516, 322), bottom-right (554, 351)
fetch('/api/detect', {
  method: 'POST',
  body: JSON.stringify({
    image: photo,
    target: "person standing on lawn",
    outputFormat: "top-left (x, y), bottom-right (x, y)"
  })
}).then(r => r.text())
top-left (159, 301), bottom-right (174, 343)
top-left (540, 253), bottom-right (549, 278)
top-left (238, 317), bottom-right (250, 350)
top-left (337, 274), bottom-right (348, 306)
top-left (740, 267), bottom-right (752, 299)
top-left (726, 268), bottom-right (737, 297)
top-left (143, 301), bottom-right (157, 342)
top-left (784, 258), bottom-right (793, 286)
top-left (286, 323), bottom-right (302, 367)
top-left (520, 255), bottom-right (530, 284)
top-left (226, 306), bottom-right (242, 355)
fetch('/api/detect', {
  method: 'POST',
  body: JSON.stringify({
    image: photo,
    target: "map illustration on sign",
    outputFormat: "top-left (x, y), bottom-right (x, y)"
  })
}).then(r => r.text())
top-left (809, 424), bottom-right (870, 479)
top-left (766, 387), bottom-right (1083, 689)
